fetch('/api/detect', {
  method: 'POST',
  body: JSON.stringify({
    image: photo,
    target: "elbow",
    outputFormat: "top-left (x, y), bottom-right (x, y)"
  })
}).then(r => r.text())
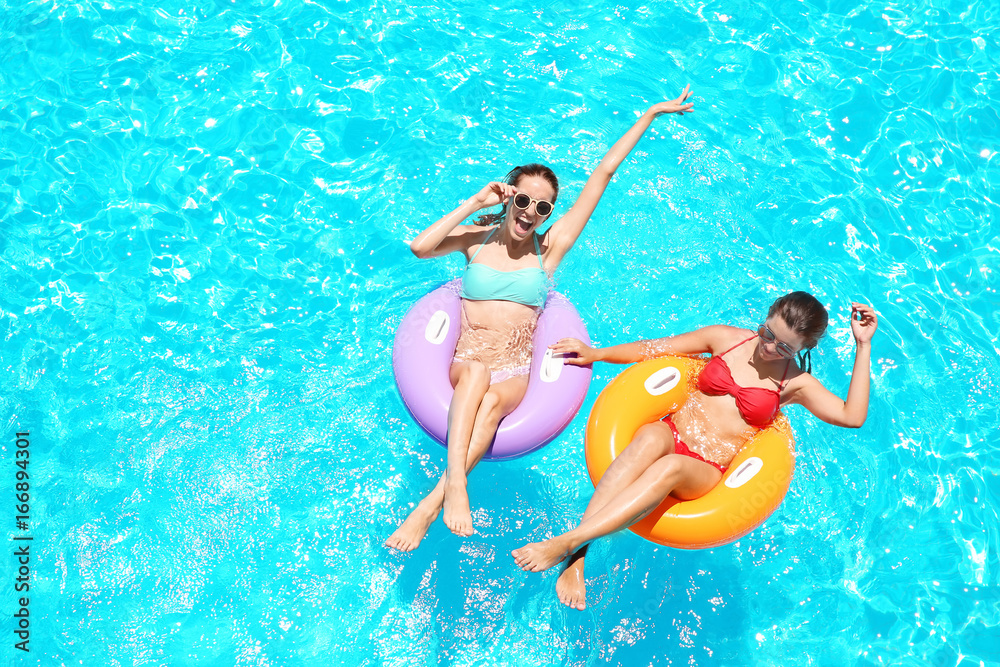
top-left (842, 414), bottom-right (867, 429)
top-left (410, 242), bottom-right (431, 259)
top-left (835, 399), bottom-right (868, 428)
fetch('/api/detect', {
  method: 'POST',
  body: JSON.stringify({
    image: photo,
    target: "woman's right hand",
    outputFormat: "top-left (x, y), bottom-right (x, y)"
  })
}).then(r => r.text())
top-left (412, 182), bottom-right (510, 258)
top-left (549, 338), bottom-right (601, 366)
top-left (472, 181), bottom-right (517, 209)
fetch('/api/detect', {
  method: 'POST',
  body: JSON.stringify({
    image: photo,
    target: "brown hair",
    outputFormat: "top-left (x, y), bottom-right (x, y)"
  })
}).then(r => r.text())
top-left (767, 291), bottom-right (829, 372)
top-left (474, 163), bottom-right (559, 226)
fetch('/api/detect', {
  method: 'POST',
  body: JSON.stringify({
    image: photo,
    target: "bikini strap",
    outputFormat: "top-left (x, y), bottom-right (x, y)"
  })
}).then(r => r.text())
top-left (719, 334), bottom-right (758, 357)
top-left (468, 226), bottom-right (499, 263)
top-left (777, 359), bottom-right (792, 392)
top-left (532, 232), bottom-right (545, 271)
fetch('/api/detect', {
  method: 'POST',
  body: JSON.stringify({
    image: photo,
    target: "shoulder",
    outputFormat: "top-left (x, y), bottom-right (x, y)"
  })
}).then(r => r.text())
top-left (536, 225), bottom-right (557, 254)
top-left (430, 224), bottom-right (496, 260)
top-left (537, 218), bottom-right (574, 261)
top-left (452, 223), bottom-right (496, 239)
top-left (704, 325), bottom-right (754, 354)
top-left (533, 227), bottom-right (560, 271)
top-left (781, 368), bottom-right (823, 403)
top-left (538, 217), bottom-right (563, 241)
top-left (664, 325), bottom-right (751, 357)
top-left (454, 223), bottom-right (496, 248)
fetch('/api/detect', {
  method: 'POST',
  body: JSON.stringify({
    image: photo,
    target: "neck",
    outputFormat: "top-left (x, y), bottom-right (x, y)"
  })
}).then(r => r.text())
top-left (499, 224), bottom-right (535, 256)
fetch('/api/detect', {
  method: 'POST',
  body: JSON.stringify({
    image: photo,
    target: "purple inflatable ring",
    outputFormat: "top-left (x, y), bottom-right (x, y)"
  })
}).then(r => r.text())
top-left (393, 280), bottom-right (592, 460)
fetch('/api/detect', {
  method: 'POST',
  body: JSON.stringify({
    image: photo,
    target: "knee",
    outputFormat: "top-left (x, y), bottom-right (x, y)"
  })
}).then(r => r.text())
top-left (648, 456), bottom-right (685, 489)
top-left (631, 424), bottom-right (675, 456)
top-left (458, 362), bottom-right (491, 389)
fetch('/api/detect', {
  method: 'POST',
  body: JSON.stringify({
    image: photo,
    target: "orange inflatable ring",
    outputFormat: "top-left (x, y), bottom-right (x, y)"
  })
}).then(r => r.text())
top-left (585, 356), bottom-right (796, 549)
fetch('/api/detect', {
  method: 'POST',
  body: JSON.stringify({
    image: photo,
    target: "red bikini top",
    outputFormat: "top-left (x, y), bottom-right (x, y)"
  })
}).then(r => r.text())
top-left (697, 335), bottom-right (791, 428)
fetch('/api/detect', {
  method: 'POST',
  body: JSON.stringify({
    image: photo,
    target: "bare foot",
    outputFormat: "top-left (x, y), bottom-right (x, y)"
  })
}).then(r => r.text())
top-left (385, 499), bottom-right (440, 552)
top-left (443, 480), bottom-right (474, 537)
top-left (556, 556), bottom-right (587, 610)
top-left (511, 535), bottom-right (573, 572)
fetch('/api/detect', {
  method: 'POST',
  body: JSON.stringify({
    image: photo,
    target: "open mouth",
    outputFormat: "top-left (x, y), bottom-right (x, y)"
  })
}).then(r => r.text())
top-left (514, 216), bottom-right (532, 235)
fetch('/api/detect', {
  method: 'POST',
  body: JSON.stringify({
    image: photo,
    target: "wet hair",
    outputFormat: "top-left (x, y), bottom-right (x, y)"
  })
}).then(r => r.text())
top-left (767, 291), bottom-right (829, 373)
top-left (474, 163), bottom-right (559, 226)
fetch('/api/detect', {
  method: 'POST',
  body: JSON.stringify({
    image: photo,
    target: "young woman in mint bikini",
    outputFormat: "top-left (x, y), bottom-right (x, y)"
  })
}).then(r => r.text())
top-left (512, 292), bottom-right (879, 609)
top-left (385, 87), bottom-right (696, 552)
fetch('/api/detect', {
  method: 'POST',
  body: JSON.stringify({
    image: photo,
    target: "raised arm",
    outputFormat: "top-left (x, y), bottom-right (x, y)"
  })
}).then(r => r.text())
top-left (409, 181), bottom-right (515, 259)
top-left (789, 303), bottom-right (878, 428)
top-left (544, 86), bottom-right (695, 267)
top-left (550, 325), bottom-right (740, 366)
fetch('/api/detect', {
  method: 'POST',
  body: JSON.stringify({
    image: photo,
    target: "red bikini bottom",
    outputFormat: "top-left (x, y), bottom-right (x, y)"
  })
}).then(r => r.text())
top-left (661, 415), bottom-right (727, 473)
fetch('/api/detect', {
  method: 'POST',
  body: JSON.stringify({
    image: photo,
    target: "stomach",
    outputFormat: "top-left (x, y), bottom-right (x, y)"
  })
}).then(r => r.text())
top-left (671, 392), bottom-right (760, 467)
top-left (452, 298), bottom-right (539, 372)
top-left (460, 298), bottom-right (539, 331)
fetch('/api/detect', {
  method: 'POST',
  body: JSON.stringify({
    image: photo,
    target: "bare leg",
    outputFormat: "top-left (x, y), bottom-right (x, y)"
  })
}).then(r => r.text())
top-left (384, 475), bottom-right (448, 552)
top-left (442, 373), bottom-right (529, 536)
top-left (512, 453), bottom-right (722, 572)
top-left (384, 361), bottom-right (489, 551)
top-left (385, 369), bottom-right (528, 550)
top-left (555, 549), bottom-right (588, 610)
top-left (556, 422), bottom-right (678, 609)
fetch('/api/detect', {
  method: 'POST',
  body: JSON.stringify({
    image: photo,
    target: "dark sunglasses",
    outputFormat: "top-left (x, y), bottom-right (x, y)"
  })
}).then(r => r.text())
top-left (512, 193), bottom-right (554, 217)
top-left (758, 323), bottom-right (797, 359)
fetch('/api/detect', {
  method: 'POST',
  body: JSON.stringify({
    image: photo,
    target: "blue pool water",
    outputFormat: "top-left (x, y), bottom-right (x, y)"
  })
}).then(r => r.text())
top-left (1, 0), bottom-right (998, 664)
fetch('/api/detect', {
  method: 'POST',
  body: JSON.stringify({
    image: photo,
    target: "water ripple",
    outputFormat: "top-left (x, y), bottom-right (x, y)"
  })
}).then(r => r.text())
top-left (1, 0), bottom-right (998, 664)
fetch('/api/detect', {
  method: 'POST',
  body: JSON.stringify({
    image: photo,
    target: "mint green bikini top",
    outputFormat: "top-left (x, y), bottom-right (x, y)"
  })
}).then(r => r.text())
top-left (460, 227), bottom-right (548, 308)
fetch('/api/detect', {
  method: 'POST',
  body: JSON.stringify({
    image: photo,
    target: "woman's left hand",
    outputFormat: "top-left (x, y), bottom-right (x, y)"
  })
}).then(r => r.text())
top-left (648, 85), bottom-right (695, 117)
top-left (851, 302), bottom-right (878, 344)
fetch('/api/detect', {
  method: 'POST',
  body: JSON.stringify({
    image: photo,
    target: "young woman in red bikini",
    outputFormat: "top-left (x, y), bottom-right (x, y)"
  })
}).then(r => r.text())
top-left (511, 291), bottom-right (879, 610)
